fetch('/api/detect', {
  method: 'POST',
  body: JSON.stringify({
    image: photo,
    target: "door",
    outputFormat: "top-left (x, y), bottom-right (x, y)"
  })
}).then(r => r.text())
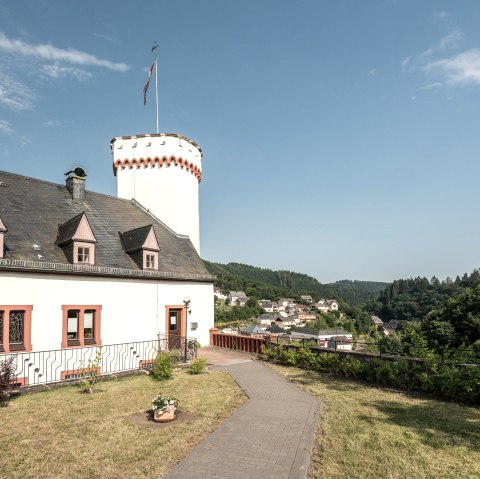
top-left (166, 307), bottom-right (183, 350)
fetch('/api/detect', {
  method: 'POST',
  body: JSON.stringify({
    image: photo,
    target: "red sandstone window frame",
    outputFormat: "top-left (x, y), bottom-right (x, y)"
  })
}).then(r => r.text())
top-left (61, 305), bottom-right (102, 349)
top-left (0, 305), bottom-right (33, 353)
top-left (61, 367), bottom-right (101, 380)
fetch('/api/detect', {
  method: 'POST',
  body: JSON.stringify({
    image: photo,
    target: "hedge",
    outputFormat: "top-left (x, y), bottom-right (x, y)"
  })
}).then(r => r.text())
top-left (263, 345), bottom-right (480, 405)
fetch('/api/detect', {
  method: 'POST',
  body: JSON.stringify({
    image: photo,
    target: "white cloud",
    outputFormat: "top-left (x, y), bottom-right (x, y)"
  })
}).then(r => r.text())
top-left (400, 15), bottom-right (480, 88)
top-left (434, 12), bottom-right (450, 23)
top-left (0, 119), bottom-right (13, 134)
top-left (0, 32), bottom-right (129, 72)
top-left (419, 82), bottom-right (443, 90)
top-left (19, 135), bottom-right (30, 148)
top-left (40, 64), bottom-right (93, 81)
top-left (0, 31), bottom-right (129, 112)
top-left (368, 69), bottom-right (377, 76)
top-left (93, 33), bottom-right (118, 44)
top-left (424, 49), bottom-right (480, 85)
top-left (438, 29), bottom-right (465, 51)
top-left (44, 119), bottom-right (61, 128)
top-left (0, 71), bottom-right (35, 110)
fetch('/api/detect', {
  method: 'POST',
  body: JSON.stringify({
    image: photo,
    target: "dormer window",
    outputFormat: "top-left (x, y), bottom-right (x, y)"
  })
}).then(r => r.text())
top-left (57, 213), bottom-right (96, 265)
top-left (77, 246), bottom-right (91, 264)
top-left (0, 216), bottom-right (7, 259)
top-left (121, 224), bottom-right (160, 271)
top-left (145, 253), bottom-right (157, 270)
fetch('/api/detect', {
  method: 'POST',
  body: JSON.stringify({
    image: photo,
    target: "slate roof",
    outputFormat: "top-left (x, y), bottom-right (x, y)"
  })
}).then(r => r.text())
top-left (293, 328), bottom-right (352, 337)
top-left (0, 170), bottom-right (213, 282)
top-left (241, 325), bottom-right (266, 334)
top-left (383, 320), bottom-right (400, 330)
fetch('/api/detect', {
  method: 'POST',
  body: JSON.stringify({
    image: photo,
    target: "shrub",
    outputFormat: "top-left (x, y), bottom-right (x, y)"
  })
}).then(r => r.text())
top-left (78, 346), bottom-right (102, 394)
top-left (262, 344), bottom-right (480, 404)
top-left (0, 357), bottom-right (16, 406)
top-left (295, 348), bottom-right (317, 370)
top-left (152, 351), bottom-right (173, 381)
top-left (280, 349), bottom-right (298, 366)
top-left (188, 358), bottom-right (207, 375)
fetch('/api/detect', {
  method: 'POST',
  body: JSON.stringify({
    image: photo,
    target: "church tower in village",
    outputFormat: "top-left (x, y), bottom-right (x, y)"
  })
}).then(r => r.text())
top-left (111, 133), bottom-right (203, 254)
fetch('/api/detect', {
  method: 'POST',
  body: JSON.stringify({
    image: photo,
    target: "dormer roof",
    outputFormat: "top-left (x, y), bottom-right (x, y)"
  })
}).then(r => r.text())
top-left (121, 224), bottom-right (159, 253)
top-left (0, 216), bottom-right (7, 232)
top-left (57, 212), bottom-right (96, 246)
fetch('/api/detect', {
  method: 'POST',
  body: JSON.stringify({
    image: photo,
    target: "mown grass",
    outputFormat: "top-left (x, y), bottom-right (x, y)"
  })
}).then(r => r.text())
top-left (0, 369), bottom-right (245, 479)
top-left (266, 363), bottom-right (480, 479)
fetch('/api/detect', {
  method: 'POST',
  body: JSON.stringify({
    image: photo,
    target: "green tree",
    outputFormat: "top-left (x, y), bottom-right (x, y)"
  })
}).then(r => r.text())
top-left (246, 296), bottom-right (259, 308)
top-left (425, 284), bottom-right (480, 348)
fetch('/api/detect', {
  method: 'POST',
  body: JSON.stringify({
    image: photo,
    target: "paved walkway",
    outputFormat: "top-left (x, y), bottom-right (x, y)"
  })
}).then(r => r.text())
top-left (165, 348), bottom-right (319, 479)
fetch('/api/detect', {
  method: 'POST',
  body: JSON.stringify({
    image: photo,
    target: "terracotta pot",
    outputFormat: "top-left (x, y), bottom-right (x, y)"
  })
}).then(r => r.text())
top-left (153, 409), bottom-right (175, 423)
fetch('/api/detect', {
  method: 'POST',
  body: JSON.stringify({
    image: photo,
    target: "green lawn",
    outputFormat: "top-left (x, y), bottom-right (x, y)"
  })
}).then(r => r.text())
top-left (266, 363), bottom-right (480, 479)
top-left (0, 370), bottom-right (245, 478)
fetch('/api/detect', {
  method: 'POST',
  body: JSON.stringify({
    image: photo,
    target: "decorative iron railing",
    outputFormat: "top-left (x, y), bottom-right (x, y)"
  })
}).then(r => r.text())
top-left (1, 334), bottom-right (198, 388)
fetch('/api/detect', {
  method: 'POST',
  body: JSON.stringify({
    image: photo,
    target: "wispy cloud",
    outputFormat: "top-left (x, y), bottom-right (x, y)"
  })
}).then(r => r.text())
top-left (424, 49), bottom-right (480, 85)
top-left (0, 119), bottom-right (13, 135)
top-left (401, 13), bottom-right (480, 87)
top-left (419, 82), bottom-right (443, 90)
top-left (0, 71), bottom-right (35, 110)
top-left (44, 119), bottom-right (61, 128)
top-left (40, 64), bottom-right (93, 81)
top-left (0, 32), bottom-right (129, 72)
top-left (0, 31), bottom-right (130, 112)
top-left (93, 33), bottom-right (118, 44)
top-left (19, 135), bottom-right (30, 148)
top-left (368, 68), bottom-right (377, 76)
top-left (402, 30), bottom-right (464, 72)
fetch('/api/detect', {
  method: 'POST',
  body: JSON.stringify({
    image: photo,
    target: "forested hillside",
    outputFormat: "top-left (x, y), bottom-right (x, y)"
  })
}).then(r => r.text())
top-left (366, 270), bottom-right (480, 322)
top-left (203, 261), bottom-right (388, 305)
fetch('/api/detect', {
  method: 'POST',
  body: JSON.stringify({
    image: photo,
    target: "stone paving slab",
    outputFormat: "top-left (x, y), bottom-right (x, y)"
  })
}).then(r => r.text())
top-left (196, 346), bottom-right (254, 366)
top-left (164, 356), bottom-right (319, 479)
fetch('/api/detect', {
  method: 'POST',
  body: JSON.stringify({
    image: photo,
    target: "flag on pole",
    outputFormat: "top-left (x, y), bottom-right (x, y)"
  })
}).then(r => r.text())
top-left (143, 62), bottom-right (154, 105)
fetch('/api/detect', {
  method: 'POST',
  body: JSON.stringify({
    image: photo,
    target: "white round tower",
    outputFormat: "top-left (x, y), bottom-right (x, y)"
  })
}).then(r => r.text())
top-left (111, 133), bottom-right (203, 254)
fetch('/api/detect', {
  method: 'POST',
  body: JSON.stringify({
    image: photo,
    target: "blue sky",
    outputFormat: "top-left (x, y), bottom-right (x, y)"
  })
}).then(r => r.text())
top-left (1, 0), bottom-right (480, 283)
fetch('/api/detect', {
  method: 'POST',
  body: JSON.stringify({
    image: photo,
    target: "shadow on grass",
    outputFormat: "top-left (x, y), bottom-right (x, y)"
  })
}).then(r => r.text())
top-left (288, 371), bottom-right (364, 392)
top-left (359, 400), bottom-right (480, 451)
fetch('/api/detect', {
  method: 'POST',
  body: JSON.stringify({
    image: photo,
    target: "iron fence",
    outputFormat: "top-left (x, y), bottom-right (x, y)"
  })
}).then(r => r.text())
top-left (2, 334), bottom-right (198, 388)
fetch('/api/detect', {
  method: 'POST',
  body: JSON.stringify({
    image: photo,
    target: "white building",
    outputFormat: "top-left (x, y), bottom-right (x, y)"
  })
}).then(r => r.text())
top-left (214, 288), bottom-right (227, 301)
top-left (291, 328), bottom-right (353, 350)
top-left (315, 299), bottom-right (339, 313)
top-left (227, 291), bottom-right (248, 307)
top-left (0, 132), bottom-right (214, 387)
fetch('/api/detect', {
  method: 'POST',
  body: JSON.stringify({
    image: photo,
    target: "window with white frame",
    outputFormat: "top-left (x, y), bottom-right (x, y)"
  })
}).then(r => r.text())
top-left (67, 310), bottom-right (80, 345)
top-left (77, 246), bottom-right (90, 264)
top-left (146, 253), bottom-right (156, 269)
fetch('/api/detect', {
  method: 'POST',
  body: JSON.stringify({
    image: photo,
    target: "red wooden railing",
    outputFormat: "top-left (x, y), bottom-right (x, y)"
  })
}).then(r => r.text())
top-left (209, 328), bottom-right (267, 354)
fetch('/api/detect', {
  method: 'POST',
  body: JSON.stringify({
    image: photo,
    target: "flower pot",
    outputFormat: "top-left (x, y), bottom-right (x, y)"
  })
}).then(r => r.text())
top-left (153, 409), bottom-right (175, 423)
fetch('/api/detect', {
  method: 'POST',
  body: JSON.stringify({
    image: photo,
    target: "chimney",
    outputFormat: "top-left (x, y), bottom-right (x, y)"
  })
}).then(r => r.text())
top-left (65, 167), bottom-right (87, 203)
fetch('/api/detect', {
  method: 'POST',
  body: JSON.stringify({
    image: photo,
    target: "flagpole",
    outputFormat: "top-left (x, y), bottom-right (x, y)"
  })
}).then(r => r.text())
top-left (154, 43), bottom-right (159, 134)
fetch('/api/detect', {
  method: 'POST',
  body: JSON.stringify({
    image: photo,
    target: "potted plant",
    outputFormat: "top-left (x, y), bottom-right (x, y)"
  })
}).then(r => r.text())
top-left (151, 394), bottom-right (178, 422)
